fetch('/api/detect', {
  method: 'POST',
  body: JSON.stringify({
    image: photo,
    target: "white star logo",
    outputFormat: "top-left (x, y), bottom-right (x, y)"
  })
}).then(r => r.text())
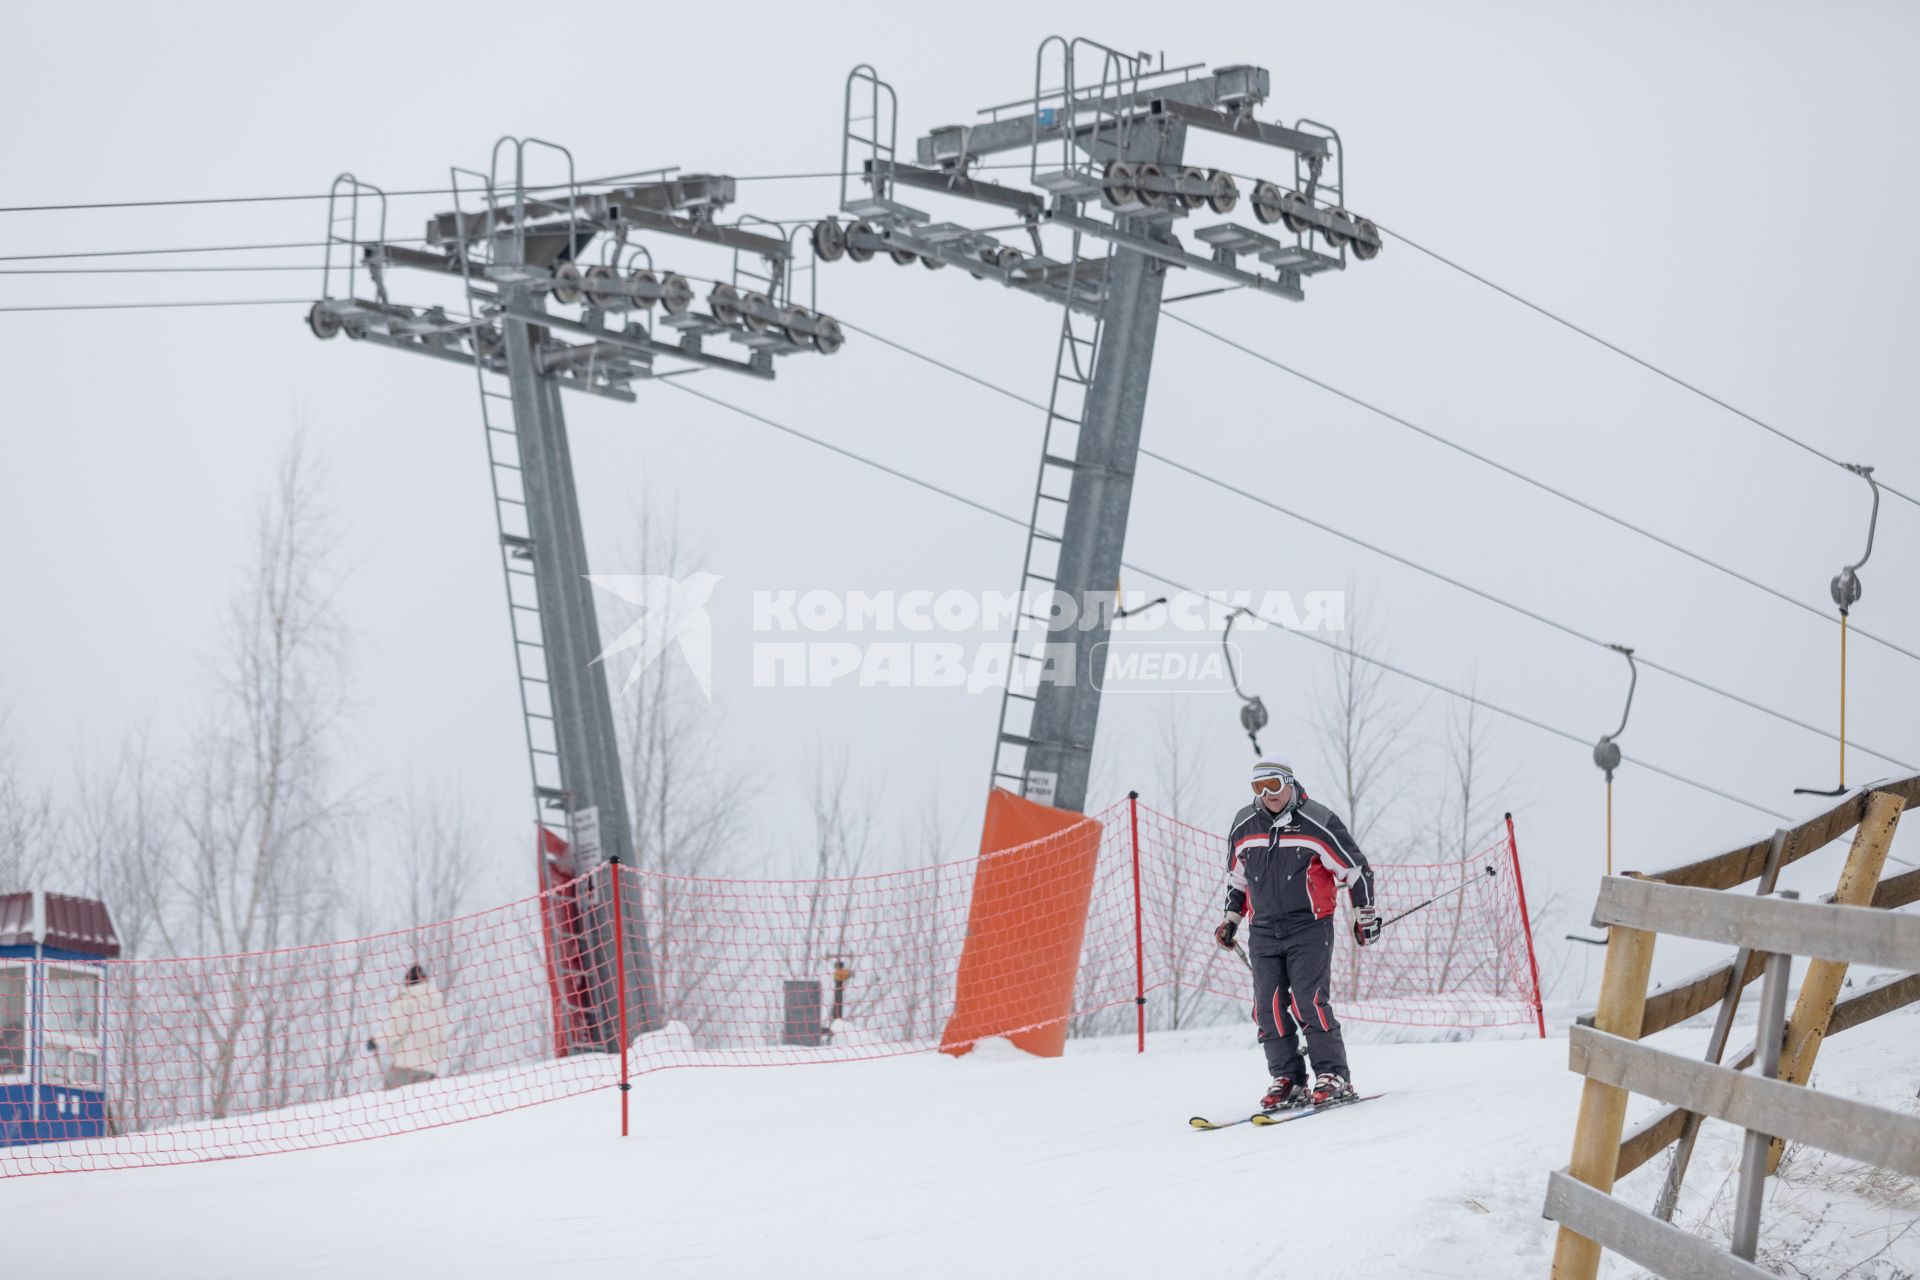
top-left (587, 573), bottom-right (722, 700)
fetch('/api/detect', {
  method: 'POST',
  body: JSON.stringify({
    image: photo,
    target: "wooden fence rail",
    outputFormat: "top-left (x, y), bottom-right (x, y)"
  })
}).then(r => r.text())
top-left (1545, 779), bottom-right (1920, 1279)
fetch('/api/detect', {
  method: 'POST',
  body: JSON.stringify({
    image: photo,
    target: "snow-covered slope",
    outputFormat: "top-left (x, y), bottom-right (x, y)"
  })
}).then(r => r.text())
top-left (5, 1012), bottom-right (1916, 1279)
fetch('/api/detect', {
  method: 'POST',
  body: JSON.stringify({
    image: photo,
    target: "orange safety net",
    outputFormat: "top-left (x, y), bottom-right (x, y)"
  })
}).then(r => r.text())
top-left (1, 794), bottom-right (1540, 1178)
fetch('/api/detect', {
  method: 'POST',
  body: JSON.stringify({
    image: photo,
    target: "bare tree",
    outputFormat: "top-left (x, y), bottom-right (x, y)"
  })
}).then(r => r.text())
top-left (1430, 682), bottom-right (1508, 992)
top-left (0, 714), bottom-right (59, 893)
top-left (609, 504), bottom-right (737, 1029)
top-left (162, 434), bottom-right (359, 1118)
top-left (893, 794), bottom-right (956, 1042)
top-left (1146, 698), bottom-right (1220, 1031)
top-left (67, 732), bottom-right (175, 957)
top-left (1309, 588), bottom-right (1421, 850)
top-left (791, 750), bottom-right (873, 972)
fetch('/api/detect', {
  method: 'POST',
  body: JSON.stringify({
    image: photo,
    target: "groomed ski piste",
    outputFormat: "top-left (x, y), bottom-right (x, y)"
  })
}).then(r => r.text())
top-left (8, 1004), bottom-right (1917, 1279)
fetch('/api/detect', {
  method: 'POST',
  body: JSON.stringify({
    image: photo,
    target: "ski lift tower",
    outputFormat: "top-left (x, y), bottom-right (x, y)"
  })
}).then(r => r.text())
top-left (307, 138), bottom-right (844, 1047)
top-left (815, 39), bottom-right (1381, 814)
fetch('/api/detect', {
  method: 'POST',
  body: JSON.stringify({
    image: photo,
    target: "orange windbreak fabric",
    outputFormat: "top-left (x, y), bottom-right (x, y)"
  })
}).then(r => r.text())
top-left (940, 788), bottom-right (1103, 1058)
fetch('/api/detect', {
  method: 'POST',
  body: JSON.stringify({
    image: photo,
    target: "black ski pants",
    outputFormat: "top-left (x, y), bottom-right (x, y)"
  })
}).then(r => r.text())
top-left (1249, 917), bottom-right (1349, 1082)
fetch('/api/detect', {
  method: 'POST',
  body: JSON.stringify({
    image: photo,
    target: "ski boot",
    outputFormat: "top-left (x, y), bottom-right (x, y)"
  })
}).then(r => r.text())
top-left (1259, 1076), bottom-right (1302, 1112)
top-left (1309, 1072), bottom-right (1356, 1107)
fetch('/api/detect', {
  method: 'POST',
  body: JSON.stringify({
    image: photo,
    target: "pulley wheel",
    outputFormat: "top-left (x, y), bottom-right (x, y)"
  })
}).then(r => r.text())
top-left (779, 305), bottom-right (812, 345)
top-left (659, 272), bottom-right (693, 315)
top-left (1135, 162), bottom-right (1166, 208)
top-left (993, 245), bottom-right (1023, 270)
top-left (1279, 193), bottom-right (1312, 235)
top-left (583, 263), bottom-right (621, 310)
top-left (709, 282), bottom-right (743, 327)
top-left (1206, 169), bottom-right (1239, 215)
top-left (1351, 218), bottom-right (1381, 261)
top-left (1323, 208), bottom-right (1353, 249)
top-left (845, 220), bottom-right (876, 263)
top-left (741, 290), bottom-right (772, 333)
top-left (920, 253), bottom-right (945, 270)
top-left (812, 217), bottom-right (847, 263)
top-left (813, 316), bottom-right (845, 355)
top-left (889, 245), bottom-right (918, 266)
top-left (307, 302), bottom-right (342, 340)
top-left (1102, 160), bottom-right (1136, 208)
top-left (628, 268), bottom-right (659, 310)
top-left (552, 261), bottom-right (584, 306)
top-left (1252, 181), bottom-right (1284, 225)
top-left (1178, 166), bottom-right (1207, 210)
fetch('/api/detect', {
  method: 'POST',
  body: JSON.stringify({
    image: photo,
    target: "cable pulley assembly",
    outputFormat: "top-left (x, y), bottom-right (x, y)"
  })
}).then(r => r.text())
top-left (1798, 464), bottom-right (1880, 797)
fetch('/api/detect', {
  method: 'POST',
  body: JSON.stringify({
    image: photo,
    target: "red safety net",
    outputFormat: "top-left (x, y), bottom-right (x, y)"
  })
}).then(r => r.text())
top-left (1120, 805), bottom-right (1544, 1038)
top-left (1, 795), bottom-right (1540, 1177)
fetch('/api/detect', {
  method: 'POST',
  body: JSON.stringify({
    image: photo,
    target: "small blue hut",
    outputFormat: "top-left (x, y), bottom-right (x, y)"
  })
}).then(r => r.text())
top-left (0, 891), bottom-right (119, 1147)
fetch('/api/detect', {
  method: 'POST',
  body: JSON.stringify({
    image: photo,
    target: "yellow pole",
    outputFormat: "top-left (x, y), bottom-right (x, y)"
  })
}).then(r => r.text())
top-left (1839, 613), bottom-right (1848, 789)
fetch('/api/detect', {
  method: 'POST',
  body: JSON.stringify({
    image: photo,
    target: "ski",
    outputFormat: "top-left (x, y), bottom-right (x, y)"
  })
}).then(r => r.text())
top-left (1189, 1113), bottom-right (1259, 1130)
top-left (1248, 1092), bottom-right (1383, 1126)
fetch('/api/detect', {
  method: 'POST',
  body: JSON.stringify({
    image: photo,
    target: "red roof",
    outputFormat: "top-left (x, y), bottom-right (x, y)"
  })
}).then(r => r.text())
top-left (45, 894), bottom-right (119, 957)
top-left (0, 891), bottom-right (120, 957)
top-left (0, 892), bottom-right (29, 948)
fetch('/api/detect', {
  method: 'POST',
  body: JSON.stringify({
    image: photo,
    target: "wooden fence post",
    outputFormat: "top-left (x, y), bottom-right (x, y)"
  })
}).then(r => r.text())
top-left (1765, 790), bottom-right (1903, 1172)
top-left (1552, 918), bottom-right (1657, 1280)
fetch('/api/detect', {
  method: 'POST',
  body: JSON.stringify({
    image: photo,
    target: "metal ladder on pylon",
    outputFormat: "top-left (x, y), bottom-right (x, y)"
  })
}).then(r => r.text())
top-left (989, 232), bottom-right (1115, 798)
top-left (450, 165), bottom-right (569, 833)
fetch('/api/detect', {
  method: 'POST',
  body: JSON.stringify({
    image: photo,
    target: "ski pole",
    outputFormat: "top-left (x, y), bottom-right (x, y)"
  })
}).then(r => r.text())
top-left (1380, 865), bottom-right (1497, 932)
top-left (1232, 940), bottom-right (1253, 972)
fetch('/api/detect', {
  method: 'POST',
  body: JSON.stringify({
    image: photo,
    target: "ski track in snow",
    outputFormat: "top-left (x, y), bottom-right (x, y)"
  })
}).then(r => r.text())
top-left (3, 1014), bottom-right (1915, 1279)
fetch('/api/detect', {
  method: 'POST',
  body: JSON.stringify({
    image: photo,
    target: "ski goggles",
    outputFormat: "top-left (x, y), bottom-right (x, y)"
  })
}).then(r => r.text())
top-left (1251, 774), bottom-right (1295, 796)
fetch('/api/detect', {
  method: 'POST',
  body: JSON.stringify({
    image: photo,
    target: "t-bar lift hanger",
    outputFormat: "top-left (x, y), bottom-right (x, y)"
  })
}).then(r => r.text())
top-left (1796, 464), bottom-right (1879, 797)
top-left (1222, 608), bottom-right (1269, 755)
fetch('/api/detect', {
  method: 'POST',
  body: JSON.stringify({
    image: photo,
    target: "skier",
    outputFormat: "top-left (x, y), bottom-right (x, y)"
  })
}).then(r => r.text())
top-left (366, 963), bottom-right (449, 1091)
top-left (1214, 757), bottom-right (1379, 1112)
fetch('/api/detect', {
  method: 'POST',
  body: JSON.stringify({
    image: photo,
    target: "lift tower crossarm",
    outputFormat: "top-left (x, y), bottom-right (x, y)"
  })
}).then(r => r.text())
top-left (913, 66), bottom-right (1269, 165)
top-left (504, 303), bottom-right (776, 379)
top-left (427, 175), bottom-right (739, 246)
top-left (865, 159), bottom-right (1050, 219)
top-left (1147, 98), bottom-right (1331, 158)
top-left (1049, 208), bottom-right (1304, 301)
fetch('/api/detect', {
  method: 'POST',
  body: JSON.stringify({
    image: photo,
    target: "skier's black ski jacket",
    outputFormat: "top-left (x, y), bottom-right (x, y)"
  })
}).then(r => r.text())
top-left (1223, 789), bottom-right (1375, 938)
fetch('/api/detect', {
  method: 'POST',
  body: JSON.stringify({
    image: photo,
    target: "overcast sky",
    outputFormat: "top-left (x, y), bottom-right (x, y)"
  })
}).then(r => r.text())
top-left (3, 1), bottom-right (1916, 990)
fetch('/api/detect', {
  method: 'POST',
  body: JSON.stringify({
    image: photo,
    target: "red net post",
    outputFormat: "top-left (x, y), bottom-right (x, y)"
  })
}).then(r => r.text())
top-left (1129, 790), bottom-right (1145, 1054)
top-left (1504, 813), bottom-right (1547, 1039)
top-left (609, 858), bottom-right (631, 1136)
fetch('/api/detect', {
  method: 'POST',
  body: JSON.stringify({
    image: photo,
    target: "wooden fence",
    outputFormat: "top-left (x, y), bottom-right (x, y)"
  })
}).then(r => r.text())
top-left (1544, 776), bottom-right (1920, 1278)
